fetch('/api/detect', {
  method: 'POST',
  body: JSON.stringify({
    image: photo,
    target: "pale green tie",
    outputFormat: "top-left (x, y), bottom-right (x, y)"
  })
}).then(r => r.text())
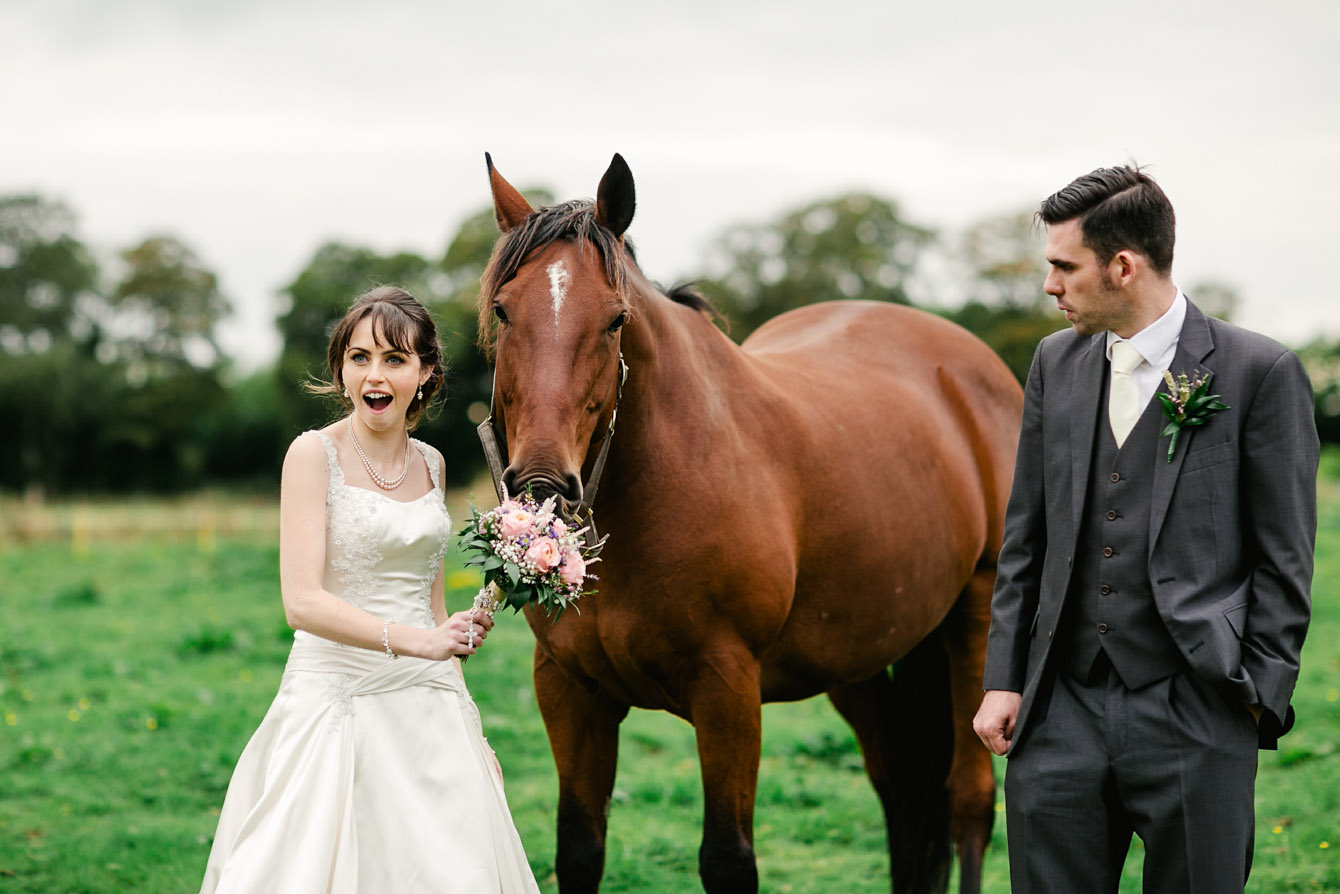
top-left (1108, 341), bottom-right (1145, 448)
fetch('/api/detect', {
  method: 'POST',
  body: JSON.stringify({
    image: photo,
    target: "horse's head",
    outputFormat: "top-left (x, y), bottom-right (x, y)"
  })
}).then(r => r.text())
top-left (479, 153), bottom-right (636, 514)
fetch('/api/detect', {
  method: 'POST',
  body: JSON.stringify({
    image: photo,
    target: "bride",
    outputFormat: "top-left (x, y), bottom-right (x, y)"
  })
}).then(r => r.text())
top-left (200, 286), bottom-right (540, 893)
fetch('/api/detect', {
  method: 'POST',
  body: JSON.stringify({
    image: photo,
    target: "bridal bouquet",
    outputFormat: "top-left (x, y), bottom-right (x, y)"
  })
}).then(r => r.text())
top-left (456, 491), bottom-right (605, 620)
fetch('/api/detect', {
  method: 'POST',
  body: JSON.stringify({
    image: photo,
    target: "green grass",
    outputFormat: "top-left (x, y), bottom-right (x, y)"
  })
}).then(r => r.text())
top-left (2, 488), bottom-right (1338, 892)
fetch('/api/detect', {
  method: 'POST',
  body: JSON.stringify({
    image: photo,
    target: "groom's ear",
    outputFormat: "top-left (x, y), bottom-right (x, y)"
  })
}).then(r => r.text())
top-left (1110, 249), bottom-right (1139, 287)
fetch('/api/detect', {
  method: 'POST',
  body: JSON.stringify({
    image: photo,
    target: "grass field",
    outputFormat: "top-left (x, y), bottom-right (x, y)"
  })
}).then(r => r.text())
top-left (1, 479), bottom-right (1337, 893)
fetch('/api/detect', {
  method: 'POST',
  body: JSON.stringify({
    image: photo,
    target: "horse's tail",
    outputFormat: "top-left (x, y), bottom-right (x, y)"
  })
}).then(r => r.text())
top-left (889, 632), bottom-right (954, 894)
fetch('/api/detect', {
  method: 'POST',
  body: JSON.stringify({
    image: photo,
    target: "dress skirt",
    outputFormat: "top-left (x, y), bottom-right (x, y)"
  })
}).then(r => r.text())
top-left (200, 639), bottom-right (540, 894)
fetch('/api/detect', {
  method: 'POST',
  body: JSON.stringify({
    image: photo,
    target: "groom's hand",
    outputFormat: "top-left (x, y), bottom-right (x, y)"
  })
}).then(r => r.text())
top-left (973, 690), bottom-right (1022, 756)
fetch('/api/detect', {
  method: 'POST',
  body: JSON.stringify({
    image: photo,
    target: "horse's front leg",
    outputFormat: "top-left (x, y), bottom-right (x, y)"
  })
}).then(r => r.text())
top-left (687, 650), bottom-right (763, 894)
top-left (533, 646), bottom-right (629, 894)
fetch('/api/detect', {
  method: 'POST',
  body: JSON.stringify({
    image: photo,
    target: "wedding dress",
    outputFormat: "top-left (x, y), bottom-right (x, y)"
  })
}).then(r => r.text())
top-left (201, 431), bottom-right (540, 894)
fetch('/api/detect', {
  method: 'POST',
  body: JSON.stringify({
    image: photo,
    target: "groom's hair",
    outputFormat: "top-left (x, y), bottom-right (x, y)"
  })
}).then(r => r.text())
top-left (1039, 165), bottom-right (1176, 276)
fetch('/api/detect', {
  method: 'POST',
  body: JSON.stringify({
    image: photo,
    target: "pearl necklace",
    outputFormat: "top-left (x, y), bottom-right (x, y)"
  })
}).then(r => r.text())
top-left (348, 417), bottom-right (411, 491)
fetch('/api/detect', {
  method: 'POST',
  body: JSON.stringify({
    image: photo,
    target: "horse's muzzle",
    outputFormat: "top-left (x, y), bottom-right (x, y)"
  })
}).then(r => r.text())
top-left (502, 468), bottom-right (583, 514)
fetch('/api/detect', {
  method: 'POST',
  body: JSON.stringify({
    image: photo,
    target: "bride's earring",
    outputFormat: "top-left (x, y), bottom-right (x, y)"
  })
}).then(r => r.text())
top-left (418, 386), bottom-right (424, 401)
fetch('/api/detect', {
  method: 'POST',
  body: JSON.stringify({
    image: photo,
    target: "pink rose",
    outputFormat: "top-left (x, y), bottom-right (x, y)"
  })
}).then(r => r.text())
top-left (525, 537), bottom-right (562, 572)
top-left (558, 550), bottom-right (586, 587)
top-left (498, 499), bottom-right (523, 514)
top-left (499, 507), bottom-right (535, 540)
top-left (550, 518), bottom-right (569, 536)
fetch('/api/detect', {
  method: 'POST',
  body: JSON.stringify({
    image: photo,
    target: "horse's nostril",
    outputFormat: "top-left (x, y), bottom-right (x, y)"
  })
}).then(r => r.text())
top-left (562, 474), bottom-right (583, 504)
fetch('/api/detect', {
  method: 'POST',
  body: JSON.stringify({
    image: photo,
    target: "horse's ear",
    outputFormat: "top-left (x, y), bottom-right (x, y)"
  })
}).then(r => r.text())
top-left (486, 152), bottom-right (534, 232)
top-left (595, 153), bottom-right (636, 238)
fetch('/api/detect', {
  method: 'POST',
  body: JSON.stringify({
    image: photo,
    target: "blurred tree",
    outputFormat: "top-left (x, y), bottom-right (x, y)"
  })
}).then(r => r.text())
top-left (940, 300), bottom-right (1065, 385)
top-left (959, 210), bottom-right (1049, 310)
top-left (109, 236), bottom-right (231, 376)
top-left (198, 368), bottom-right (287, 487)
top-left (1297, 339), bottom-right (1340, 446)
top-left (942, 207), bottom-right (1063, 383)
top-left (1, 198), bottom-right (242, 495)
top-left (98, 235), bottom-right (233, 491)
top-left (0, 195), bottom-right (107, 496)
top-left (697, 193), bottom-right (935, 338)
top-left (0, 340), bottom-right (121, 495)
top-left (0, 194), bottom-right (102, 351)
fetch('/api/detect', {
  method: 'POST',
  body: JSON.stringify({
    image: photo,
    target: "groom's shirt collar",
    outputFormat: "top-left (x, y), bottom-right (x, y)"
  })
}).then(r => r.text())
top-left (1105, 288), bottom-right (1186, 373)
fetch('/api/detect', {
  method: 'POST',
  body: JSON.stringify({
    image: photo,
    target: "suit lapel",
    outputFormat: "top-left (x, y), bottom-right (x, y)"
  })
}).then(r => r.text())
top-left (1068, 335), bottom-right (1107, 538)
top-left (1149, 302), bottom-right (1215, 551)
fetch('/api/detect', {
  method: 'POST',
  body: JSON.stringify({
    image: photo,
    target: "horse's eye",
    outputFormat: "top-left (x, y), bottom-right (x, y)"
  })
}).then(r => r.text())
top-left (608, 311), bottom-right (628, 333)
top-left (493, 304), bottom-right (509, 325)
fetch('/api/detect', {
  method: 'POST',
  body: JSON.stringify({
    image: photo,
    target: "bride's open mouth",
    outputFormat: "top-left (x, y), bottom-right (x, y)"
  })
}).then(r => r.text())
top-left (363, 391), bottom-right (393, 412)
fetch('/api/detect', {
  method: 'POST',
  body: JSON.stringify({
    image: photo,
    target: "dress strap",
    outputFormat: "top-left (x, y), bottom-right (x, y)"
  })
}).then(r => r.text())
top-left (312, 430), bottom-right (346, 488)
top-left (411, 438), bottom-right (441, 491)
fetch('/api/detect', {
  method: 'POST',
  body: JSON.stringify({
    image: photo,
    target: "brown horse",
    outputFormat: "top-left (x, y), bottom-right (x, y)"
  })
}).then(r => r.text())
top-left (477, 154), bottom-right (1023, 894)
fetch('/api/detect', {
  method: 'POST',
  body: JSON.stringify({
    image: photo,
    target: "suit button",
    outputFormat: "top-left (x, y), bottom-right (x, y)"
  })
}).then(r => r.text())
top-left (1110, 472), bottom-right (1121, 482)
top-left (1106, 510), bottom-right (1118, 520)
top-left (1098, 623), bottom-right (1109, 634)
top-left (1100, 584), bottom-right (1111, 595)
top-left (1103, 547), bottom-right (1114, 557)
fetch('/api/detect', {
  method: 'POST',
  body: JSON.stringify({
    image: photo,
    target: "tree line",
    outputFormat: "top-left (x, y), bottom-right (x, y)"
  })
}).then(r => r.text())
top-left (4, 187), bottom-right (1332, 498)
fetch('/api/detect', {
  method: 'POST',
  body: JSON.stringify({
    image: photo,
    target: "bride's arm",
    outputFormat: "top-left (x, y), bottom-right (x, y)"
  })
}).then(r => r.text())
top-left (427, 444), bottom-right (451, 632)
top-left (278, 432), bottom-right (483, 661)
top-left (426, 531), bottom-right (463, 675)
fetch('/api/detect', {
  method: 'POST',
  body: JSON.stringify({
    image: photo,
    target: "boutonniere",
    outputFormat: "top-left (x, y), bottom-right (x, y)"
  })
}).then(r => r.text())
top-left (1156, 370), bottom-right (1229, 461)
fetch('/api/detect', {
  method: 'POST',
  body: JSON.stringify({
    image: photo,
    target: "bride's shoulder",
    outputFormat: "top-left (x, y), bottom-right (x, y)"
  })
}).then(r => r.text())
top-left (423, 440), bottom-right (447, 469)
top-left (409, 437), bottom-right (446, 475)
top-left (285, 427), bottom-right (338, 472)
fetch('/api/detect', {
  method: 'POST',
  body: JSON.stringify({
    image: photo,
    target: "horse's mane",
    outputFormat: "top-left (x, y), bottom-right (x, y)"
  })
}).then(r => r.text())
top-left (662, 282), bottom-right (725, 329)
top-left (477, 199), bottom-right (721, 355)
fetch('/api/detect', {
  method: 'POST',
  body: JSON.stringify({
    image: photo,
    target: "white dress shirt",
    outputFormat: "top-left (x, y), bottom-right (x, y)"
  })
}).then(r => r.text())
top-left (1105, 289), bottom-right (1187, 413)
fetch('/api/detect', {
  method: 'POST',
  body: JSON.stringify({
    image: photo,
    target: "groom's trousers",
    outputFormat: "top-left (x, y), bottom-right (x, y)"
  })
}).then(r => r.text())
top-left (1002, 657), bottom-right (1259, 894)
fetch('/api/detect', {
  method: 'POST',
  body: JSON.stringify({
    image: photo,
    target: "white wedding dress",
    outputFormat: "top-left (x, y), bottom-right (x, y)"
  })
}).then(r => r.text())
top-left (201, 432), bottom-right (540, 894)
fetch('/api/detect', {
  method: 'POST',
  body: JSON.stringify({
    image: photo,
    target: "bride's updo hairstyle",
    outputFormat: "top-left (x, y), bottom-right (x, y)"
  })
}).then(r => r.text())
top-left (313, 285), bottom-right (445, 431)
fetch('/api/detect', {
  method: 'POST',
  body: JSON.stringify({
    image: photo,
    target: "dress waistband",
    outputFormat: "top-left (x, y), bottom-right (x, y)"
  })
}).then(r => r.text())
top-left (285, 636), bottom-right (461, 696)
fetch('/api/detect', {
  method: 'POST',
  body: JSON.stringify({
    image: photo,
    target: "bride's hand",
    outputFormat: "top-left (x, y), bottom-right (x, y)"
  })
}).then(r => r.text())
top-left (421, 609), bottom-right (495, 660)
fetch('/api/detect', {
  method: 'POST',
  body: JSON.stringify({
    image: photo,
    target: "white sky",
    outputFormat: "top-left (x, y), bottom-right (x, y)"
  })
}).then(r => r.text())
top-left (4, 0), bottom-right (1337, 370)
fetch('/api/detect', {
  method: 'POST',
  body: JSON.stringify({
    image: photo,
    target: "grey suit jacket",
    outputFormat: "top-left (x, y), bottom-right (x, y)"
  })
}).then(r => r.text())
top-left (983, 301), bottom-right (1318, 750)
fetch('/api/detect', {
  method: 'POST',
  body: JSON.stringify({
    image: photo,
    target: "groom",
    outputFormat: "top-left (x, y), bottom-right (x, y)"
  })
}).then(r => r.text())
top-left (972, 165), bottom-right (1317, 892)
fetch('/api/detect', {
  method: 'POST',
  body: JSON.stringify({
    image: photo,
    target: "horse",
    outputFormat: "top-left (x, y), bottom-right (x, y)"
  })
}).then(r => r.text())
top-left (476, 153), bottom-right (1023, 894)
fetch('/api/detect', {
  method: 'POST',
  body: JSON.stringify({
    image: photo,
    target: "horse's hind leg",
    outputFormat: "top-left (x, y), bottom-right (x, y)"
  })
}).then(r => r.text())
top-left (939, 566), bottom-right (998, 894)
top-left (533, 646), bottom-right (629, 894)
top-left (829, 641), bottom-right (953, 894)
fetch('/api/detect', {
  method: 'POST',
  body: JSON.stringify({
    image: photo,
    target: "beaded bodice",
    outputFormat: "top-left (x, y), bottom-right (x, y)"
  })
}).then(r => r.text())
top-left (313, 430), bottom-right (451, 630)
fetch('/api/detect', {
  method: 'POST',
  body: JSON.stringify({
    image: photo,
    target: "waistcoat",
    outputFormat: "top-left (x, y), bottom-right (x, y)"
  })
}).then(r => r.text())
top-left (1055, 380), bottom-right (1187, 688)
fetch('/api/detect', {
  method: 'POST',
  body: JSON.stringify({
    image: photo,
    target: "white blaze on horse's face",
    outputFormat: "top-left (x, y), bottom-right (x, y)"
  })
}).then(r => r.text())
top-left (547, 260), bottom-right (570, 338)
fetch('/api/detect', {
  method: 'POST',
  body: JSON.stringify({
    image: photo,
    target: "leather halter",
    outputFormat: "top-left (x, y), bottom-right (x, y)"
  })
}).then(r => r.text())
top-left (475, 351), bottom-right (628, 548)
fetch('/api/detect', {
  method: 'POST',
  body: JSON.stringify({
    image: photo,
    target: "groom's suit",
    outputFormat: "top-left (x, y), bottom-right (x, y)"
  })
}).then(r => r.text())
top-left (983, 299), bottom-right (1317, 890)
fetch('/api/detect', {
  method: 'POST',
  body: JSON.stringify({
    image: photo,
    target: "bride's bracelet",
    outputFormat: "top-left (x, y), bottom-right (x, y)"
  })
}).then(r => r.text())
top-left (382, 619), bottom-right (398, 659)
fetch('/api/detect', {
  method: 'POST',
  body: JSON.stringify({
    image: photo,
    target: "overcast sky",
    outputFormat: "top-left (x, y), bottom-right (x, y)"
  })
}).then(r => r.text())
top-left (4, 0), bottom-right (1337, 370)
